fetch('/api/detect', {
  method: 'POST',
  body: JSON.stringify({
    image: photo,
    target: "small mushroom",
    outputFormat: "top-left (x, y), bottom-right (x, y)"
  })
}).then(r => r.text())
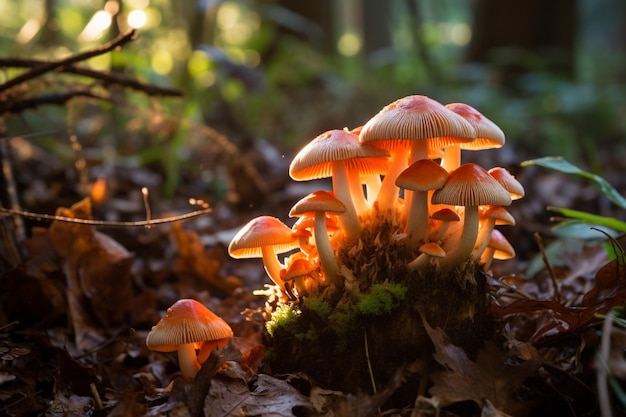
top-left (479, 229), bottom-right (515, 271)
top-left (429, 208), bottom-right (461, 243)
top-left (289, 190), bottom-right (346, 286)
top-left (395, 159), bottom-right (449, 249)
top-left (471, 205), bottom-right (516, 261)
top-left (228, 216), bottom-right (300, 291)
top-left (432, 163), bottom-right (511, 270)
top-left (146, 299), bottom-right (233, 380)
top-left (488, 167), bottom-right (525, 200)
top-left (407, 242), bottom-right (446, 271)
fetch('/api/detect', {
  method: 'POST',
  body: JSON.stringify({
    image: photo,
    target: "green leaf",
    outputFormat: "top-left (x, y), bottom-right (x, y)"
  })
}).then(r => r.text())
top-left (547, 206), bottom-right (626, 232)
top-left (522, 157), bottom-right (626, 209)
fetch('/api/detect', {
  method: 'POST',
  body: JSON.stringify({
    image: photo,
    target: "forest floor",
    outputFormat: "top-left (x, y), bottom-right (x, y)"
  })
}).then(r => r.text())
top-left (1, 123), bottom-right (626, 417)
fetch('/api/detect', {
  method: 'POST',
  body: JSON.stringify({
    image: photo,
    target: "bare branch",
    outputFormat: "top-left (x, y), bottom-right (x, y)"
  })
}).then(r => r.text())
top-left (0, 29), bottom-right (138, 94)
top-left (0, 206), bottom-right (213, 229)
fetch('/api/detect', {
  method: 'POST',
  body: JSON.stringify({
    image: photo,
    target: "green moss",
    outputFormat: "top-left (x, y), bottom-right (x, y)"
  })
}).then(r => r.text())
top-left (265, 303), bottom-right (301, 337)
top-left (356, 283), bottom-right (407, 316)
top-left (303, 297), bottom-right (332, 319)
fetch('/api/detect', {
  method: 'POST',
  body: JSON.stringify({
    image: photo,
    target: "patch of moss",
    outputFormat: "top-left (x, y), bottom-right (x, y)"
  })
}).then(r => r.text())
top-left (302, 296), bottom-right (332, 319)
top-left (356, 283), bottom-right (407, 316)
top-left (265, 303), bottom-right (301, 337)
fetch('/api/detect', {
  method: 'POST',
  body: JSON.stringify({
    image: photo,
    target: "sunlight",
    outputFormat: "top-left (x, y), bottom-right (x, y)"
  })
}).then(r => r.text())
top-left (16, 18), bottom-right (41, 44)
top-left (127, 9), bottom-right (147, 29)
top-left (337, 32), bottom-right (361, 57)
top-left (79, 10), bottom-right (112, 42)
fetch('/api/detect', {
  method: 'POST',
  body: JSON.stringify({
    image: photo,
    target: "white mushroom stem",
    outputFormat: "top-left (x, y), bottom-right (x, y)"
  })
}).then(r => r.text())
top-left (314, 212), bottom-right (340, 286)
top-left (407, 252), bottom-right (433, 271)
top-left (405, 189), bottom-right (429, 250)
top-left (261, 246), bottom-right (286, 290)
top-left (431, 220), bottom-right (452, 243)
top-left (480, 248), bottom-right (496, 272)
top-left (362, 173), bottom-right (381, 207)
top-left (441, 144), bottom-right (462, 172)
top-left (375, 151), bottom-right (408, 212)
top-left (439, 206), bottom-right (479, 270)
top-left (331, 161), bottom-right (362, 238)
top-left (177, 343), bottom-right (201, 380)
top-left (471, 218), bottom-right (497, 261)
top-left (347, 168), bottom-right (368, 214)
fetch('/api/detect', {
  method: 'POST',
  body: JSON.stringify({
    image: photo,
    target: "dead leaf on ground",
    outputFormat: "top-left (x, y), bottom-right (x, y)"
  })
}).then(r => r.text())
top-left (424, 317), bottom-right (541, 416)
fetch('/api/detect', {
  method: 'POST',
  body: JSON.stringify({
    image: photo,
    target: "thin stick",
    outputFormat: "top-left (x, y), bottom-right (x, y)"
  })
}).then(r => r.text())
top-left (141, 187), bottom-right (152, 227)
top-left (534, 232), bottom-right (560, 302)
top-left (0, 30), bottom-right (138, 94)
top-left (364, 329), bottom-right (377, 395)
top-left (0, 206), bottom-right (212, 228)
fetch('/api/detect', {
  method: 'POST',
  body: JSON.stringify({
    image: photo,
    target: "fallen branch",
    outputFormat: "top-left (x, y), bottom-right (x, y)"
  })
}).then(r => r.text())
top-left (0, 206), bottom-right (212, 229)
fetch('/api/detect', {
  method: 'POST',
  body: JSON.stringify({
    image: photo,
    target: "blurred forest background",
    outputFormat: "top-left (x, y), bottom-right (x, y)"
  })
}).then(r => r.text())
top-left (1, 0), bottom-right (626, 205)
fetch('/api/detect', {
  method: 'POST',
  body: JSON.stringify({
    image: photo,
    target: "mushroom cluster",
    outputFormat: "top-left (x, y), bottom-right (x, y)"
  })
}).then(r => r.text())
top-left (229, 95), bottom-right (523, 301)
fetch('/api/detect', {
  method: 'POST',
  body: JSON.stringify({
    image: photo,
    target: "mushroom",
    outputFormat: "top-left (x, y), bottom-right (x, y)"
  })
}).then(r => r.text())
top-left (471, 205), bottom-right (516, 261)
top-left (441, 102), bottom-right (505, 172)
top-left (488, 167), bottom-right (525, 200)
top-left (431, 163), bottom-right (512, 270)
top-left (281, 256), bottom-right (317, 297)
top-left (407, 242), bottom-right (446, 271)
top-left (228, 216), bottom-right (300, 291)
top-left (359, 95), bottom-right (475, 212)
top-left (395, 159), bottom-right (449, 249)
top-left (289, 129), bottom-right (389, 239)
top-left (289, 190), bottom-right (346, 286)
top-left (146, 299), bottom-right (233, 380)
top-left (479, 229), bottom-right (515, 271)
top-left (429, 208), bottom-right (461, 243)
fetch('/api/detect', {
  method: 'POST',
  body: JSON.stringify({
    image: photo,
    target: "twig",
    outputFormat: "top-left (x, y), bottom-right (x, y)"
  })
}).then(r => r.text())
top-left (2, 90), bottom-right (109, 113)
top-left (0, 58), bottom-right (183, 97)
top-left (0, 30), bottom-right (137, 94)
top-left (0, 206), bottom-right (212, 228)
top-left (534, 232), bottom-right (561, 302)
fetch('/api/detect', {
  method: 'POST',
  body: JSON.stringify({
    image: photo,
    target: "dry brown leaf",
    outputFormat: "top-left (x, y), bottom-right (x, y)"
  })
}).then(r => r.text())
top-left (46, 198), bottom-right (134, 335)
top-left (172, 222), bottom-right (242, 295)
top-left (424, 319), bottom-right (540, 416)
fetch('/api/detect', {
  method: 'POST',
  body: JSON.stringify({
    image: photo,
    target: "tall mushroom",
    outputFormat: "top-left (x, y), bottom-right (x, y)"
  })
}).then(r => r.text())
top-left (228, 216), bottom-right (300, 291)
top-left (442, 103), bottom-right (505, 172)
top-left (431, 163), bottom-right (512, 270)
top-left (359, 95), bottom-right (475, 212)
top-left (289, 190), bottom-right (346, 286)
top-left (395, 159), bottom-right (449, 249)
top-left (146, 299), bottom-right (233, 380)
top-left (289, 129), bottom-right (389, 239)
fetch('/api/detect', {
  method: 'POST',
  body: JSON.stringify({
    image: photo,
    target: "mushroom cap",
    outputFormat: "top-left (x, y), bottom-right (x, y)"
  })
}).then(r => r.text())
top-left (432, 163), bottom-right (512, 207)
top-left (488, 229), bottom-right (516, 259)
top-left (228, 216), bottom-right (300, 258)
top-left (395, 159), bottom-right (449, 191)
top-left (289, 190), bottom-right (346, 217)
top-left (445, 103), bottom-right (505, 150)
top-left (488, 167), bottom-right (525, 200)
top-left (480, 205), bottom-right (516, 226)
top-left (146, 299), bottom-right (233, 352)
top-left (281, 257), bottom-right (316, 282)
top-left (430, 208), bottom-right (461, 222)
top-left (289, 129), bottom-right (390, 181)
top-left (359, 95), bottom-right (476, 151)
top-left (419, 242), bottom-right (446, 258)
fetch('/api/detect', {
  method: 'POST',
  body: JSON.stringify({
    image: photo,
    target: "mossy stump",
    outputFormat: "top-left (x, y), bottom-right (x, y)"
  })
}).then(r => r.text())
top-left (263, 213), bottom-right (492, 395)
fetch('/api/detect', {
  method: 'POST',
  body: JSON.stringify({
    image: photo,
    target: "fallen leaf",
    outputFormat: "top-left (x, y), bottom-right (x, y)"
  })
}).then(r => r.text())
top-left (424, 318), bottom-right (540, 415)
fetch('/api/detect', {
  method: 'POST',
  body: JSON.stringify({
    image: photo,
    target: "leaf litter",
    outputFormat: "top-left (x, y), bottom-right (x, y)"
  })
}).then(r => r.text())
top-left (2, 131), bottom-right (626, 417)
